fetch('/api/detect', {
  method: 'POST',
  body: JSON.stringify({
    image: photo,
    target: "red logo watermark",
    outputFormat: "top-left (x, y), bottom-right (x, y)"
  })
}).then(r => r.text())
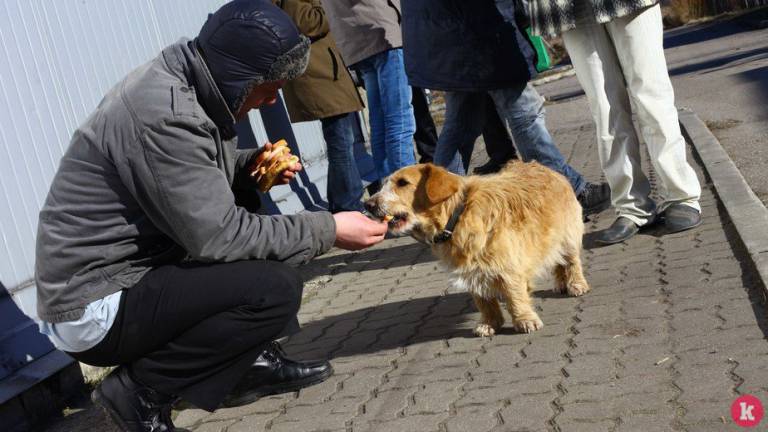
top-left (731, 395), bottom-right (764, 428)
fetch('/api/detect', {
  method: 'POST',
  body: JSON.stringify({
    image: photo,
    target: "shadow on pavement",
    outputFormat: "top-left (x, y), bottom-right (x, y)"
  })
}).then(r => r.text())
top-left (668, 46), bottom-right (768, 76)
top-left (663, 13), bottom-right (760, 50)
top-left (300, 242), bottom-right (437, 282)
top-left (285, 292), bottom-right (477, 360)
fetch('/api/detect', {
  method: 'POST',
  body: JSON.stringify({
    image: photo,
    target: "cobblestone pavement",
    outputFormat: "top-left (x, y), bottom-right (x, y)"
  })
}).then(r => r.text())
top-left (43, 92), bottom-right (768, 432)
top-left (167, 101), bottom-right (768, 431)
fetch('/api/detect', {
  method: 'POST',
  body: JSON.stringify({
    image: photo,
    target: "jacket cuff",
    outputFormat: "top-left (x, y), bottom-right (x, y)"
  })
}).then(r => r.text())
top-left (306, 211), bottom-right (336, 256)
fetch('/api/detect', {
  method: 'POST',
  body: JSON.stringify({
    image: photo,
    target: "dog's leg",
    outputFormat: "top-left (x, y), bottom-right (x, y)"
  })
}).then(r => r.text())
top-left (555, 248), bottom-right (590, 297)
top-left (471, 294), bottom-right (504, 337)
top-left (499, 277), bottom-right (543, 333)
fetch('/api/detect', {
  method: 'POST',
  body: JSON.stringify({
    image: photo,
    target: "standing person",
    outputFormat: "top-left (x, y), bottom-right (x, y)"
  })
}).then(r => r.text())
top-left (273, 0), bottom-right (367, 213)
top-left (401, 0), bottom-right (610, 216)
top-left (526, 0), bottom-right (702, 244)
top-left (34, 1), bottom-right (388, 430)
top-left (321, 0), bottom-right (417, 181)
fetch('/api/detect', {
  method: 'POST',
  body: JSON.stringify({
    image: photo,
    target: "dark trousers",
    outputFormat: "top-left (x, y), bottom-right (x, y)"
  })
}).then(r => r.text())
top-left (481, 94), bottom-right (517, 164)
top-left (69, 260), bottom-right (303, 411)
top-left (411, 87), bottom-right (437, 163)
top-left (320, 112), bottom-right (365, 213)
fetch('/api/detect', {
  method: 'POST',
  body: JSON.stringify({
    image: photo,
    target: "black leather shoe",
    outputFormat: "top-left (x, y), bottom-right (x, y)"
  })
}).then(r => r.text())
top-left (663, 204), bottom-right (702, 233)
top-left (578, 182), bottom-right (611, 217)
top-left (92, 367), bottom-right (183, 432)
top-left (222, 342), bottom-right (333, 407)
top-left (595, 217), bottom-right (640, 245)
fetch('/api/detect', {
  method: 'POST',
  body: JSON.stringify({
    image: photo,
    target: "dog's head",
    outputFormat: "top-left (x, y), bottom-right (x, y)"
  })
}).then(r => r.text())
top-left (365, 164), bottom-right (462, 240)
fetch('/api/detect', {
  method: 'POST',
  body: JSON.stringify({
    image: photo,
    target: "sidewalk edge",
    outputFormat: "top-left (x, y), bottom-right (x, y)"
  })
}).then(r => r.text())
top-left (679, 108), bottom-right (768, 299)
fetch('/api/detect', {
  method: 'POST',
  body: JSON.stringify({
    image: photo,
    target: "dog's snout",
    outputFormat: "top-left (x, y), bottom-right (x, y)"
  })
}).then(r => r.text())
top-left (364, 198), bottom-right (378, 215)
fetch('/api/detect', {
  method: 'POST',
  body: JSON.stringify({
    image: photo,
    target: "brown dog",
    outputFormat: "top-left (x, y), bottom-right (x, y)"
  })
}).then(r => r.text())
top-left (365, 162), bottom-right (589, 336)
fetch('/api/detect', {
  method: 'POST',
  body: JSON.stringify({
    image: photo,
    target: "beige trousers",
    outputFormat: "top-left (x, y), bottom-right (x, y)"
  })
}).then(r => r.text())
top-left (562, 4), bottom-right (701, 226)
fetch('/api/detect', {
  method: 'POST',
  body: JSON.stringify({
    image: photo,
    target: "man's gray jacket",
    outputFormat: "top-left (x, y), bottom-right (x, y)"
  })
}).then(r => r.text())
top-left (35, 39), bottom-right (336, 323)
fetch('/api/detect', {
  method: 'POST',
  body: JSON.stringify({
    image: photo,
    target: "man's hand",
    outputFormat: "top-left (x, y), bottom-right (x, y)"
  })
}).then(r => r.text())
top-left (255, 141), bottom-right (303, 186)
top-left (333, 212), bottom-right (388, 250)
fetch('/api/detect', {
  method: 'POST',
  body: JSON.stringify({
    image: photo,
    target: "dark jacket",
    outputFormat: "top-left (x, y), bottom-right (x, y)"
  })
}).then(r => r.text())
top-left (35, 4), bottom-right (335, 323)
top-left (274, 0), bottom-right (364, 123)
top-left (401, 0), bottom-right (538, 92)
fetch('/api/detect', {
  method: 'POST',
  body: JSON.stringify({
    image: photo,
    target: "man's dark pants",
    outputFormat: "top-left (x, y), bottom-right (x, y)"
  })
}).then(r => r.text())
top-left (411, 86), bottom-right (437, 163)
top-left (69, 260), bottom-right (303, 411)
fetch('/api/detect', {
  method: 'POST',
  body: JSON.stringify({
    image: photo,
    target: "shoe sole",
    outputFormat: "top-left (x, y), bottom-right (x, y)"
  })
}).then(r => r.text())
top-left (92, 386), bottom-right (132, 432)
top-left (222, 365), bottom-right (334, 408)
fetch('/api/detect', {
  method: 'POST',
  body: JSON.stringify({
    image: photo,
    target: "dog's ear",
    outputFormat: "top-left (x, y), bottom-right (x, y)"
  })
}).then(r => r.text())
top-left (424, 163), bottom-right (460, 205)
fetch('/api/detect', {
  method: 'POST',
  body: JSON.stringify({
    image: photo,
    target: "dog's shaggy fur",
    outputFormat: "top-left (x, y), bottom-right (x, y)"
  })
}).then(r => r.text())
top-left (366, 162), bottom-right (589, 336)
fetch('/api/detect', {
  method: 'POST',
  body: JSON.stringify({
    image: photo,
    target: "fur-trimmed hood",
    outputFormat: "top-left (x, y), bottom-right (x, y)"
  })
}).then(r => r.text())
top-left (195, 0), bottom-right (310, 114)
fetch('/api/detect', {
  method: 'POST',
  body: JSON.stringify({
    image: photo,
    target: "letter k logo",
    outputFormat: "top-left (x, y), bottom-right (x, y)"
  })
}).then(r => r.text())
top-left (732, 395), bottom-right (763, 427)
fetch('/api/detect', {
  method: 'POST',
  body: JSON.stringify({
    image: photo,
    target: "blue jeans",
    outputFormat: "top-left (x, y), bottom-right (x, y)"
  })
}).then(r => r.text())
top-left (433, 84), bottom-right (586, 194)
top-left (320, 112), bottom-right (365, 213)
top-left (354, 49), bottom-right (416, 179)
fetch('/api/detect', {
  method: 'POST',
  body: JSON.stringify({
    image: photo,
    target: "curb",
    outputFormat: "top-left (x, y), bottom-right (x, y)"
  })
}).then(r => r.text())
top-left (678, 108), bottom-right (768, 298)
top-left (531, 65), bottom-right (576, 86)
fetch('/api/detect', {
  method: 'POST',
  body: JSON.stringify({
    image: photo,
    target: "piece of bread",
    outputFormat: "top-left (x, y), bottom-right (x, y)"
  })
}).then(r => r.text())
top-left (249, 140), bottom-right (300, 192)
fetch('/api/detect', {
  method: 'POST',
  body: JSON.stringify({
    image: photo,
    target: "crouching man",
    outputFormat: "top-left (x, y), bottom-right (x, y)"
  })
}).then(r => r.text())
top-left (34, 1), bottom-right (387, 430)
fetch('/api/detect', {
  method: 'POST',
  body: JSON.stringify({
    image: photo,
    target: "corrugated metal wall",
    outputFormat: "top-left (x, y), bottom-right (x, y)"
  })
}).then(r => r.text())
top-left (0, 0), bottom-right (333, 296)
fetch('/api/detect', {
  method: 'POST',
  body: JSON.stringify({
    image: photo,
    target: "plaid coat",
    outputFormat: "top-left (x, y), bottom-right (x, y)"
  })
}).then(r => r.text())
top-left (529, 0), bottom-right (659, 36)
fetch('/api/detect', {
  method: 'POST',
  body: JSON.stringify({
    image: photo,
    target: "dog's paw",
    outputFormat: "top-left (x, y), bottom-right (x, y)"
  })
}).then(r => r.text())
top-left (474, 323), bottom-right (497, 337)
top-left (567, 280), bottom-right (591, 297)
top-left (513, 316), bottom-right (544, 333)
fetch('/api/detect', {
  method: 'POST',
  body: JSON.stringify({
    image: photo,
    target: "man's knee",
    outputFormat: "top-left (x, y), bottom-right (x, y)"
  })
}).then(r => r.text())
top-left (262, 261), bottom-right (304, 313)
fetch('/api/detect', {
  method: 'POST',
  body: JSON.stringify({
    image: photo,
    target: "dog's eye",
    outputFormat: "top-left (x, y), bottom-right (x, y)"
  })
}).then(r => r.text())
top-left (396, 178), bottom-right (409, 187)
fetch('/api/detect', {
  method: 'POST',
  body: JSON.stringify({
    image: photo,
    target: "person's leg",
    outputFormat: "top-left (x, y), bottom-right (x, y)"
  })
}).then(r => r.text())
top-left (411, 86), bottom-right (438, 163)
top-left (321, 112), bottom-right (365, 212)
top-left (607, 5), bottom-right (701, 215)
top-left (372, 48), bottom-right (417, 176)
top-left (478, 93), bottom-right (517, 173)
top-left (71, 260), bottom-right (318, 411)
top-left (433, 91), bottom-right (487, 175)
top-left (489, 84), bottom-right (586, 194)
top-left (355, 60), bottom-right (390, 180)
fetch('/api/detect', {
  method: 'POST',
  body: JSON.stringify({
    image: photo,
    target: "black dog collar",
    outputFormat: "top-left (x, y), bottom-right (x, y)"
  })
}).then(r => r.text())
top-left (433, 201), bottom-right (466, 244)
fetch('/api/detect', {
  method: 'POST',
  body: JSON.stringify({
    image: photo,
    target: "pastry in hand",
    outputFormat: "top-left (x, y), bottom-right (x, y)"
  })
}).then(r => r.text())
top-left (249, 140), bottom-right (300, 192)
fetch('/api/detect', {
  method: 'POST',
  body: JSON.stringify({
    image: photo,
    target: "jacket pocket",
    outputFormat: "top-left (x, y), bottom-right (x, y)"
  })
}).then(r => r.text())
top-left (328, 48), bottom-right (339, 81)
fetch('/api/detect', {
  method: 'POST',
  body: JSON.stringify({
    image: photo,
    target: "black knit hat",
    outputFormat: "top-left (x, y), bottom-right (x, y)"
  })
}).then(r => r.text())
top-left (195, 0), bottom-right (310, 114)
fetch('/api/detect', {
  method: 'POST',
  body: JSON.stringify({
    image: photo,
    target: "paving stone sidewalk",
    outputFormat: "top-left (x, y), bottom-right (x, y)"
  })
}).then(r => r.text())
top-left (43, 99), bottom-right (768, 432)
top-left (167, 101), bottom-right (768, 431)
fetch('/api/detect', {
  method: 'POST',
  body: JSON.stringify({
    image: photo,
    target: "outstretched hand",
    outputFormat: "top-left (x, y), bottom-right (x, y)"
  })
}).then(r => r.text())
top-left (333, 211), bottom-right (388, 250)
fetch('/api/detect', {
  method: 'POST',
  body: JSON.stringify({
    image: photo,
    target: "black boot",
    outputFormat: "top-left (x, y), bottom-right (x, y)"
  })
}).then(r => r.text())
top-left (577, 182), bottom-right (611, 217)
top-left (92, 367), bottom-right (183, 432)
top-left (222, 341), bottom-right (333, 407)
top-left (595, 217), bottom-right (640, 245)
top-left (662, 203), bottom-right (702, 233)
top-left (472, 159), bottom-right (507, 175)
